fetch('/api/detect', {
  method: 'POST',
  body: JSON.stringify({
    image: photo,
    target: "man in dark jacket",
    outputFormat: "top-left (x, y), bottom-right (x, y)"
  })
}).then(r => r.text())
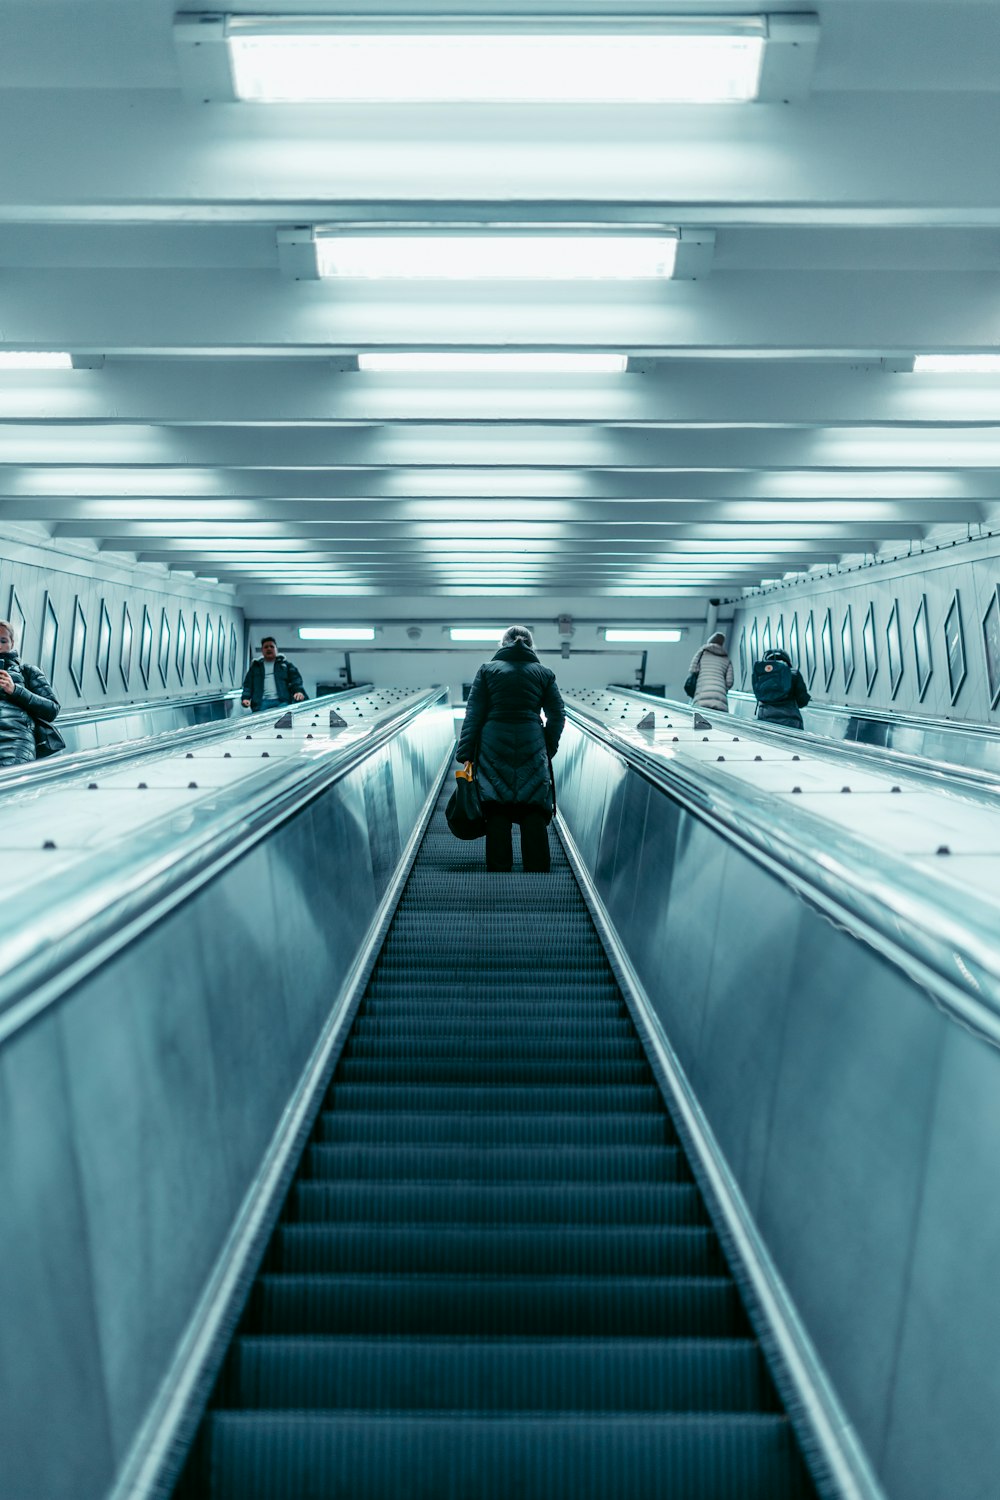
top-left (0, 618), bottom-right (61, 766)
top-left (456, 625), bottom-right (565, 872)
top-left (753, 647), bottom-right (810, 729)
top-left (241, 636), bottom-right (307, 712)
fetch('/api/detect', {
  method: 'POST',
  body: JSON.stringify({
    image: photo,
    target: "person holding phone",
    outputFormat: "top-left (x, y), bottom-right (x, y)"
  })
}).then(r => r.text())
top-left (0, 618), bottom-right (61, 767)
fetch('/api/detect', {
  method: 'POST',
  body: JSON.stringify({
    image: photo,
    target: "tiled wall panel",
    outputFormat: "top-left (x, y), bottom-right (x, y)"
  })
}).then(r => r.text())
top-left (729, 537), bottom-right (1000, 723)
top-left (0, 531), bottom-right (244, 708)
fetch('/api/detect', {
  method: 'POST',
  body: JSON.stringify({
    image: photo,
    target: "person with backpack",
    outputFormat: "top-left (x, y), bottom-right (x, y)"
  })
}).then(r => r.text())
top-left (752, 647), bottom-right (810, 729)
top-left (685, 631), bottom-right (734, 713)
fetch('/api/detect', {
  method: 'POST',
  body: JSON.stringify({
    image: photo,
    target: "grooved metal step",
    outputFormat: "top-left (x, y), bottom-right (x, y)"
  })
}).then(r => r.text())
top-left (175, 773), bottom-right (818, 1500)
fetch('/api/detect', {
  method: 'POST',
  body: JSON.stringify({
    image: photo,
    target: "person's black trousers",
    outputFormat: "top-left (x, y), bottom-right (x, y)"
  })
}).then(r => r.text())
top-left (484, 803), bottom-right (551, 873)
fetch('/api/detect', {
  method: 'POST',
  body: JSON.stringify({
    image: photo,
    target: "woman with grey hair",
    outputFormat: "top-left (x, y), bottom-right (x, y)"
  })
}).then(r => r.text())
top-left (0, 617), bottom-right (61, 767)
top-left (456, 625), bottom-right (566, 872)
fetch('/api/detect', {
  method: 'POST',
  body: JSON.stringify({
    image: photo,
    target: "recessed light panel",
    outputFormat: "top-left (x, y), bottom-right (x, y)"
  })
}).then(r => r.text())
top-left (358, 354), bottom-right (627, 375)
top-left (316, 233), bottom-right (678, 280)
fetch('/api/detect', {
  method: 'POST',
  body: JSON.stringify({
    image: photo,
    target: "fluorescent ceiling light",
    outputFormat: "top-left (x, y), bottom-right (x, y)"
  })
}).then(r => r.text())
top-left (298, 626), bottom-right (376, 641)
top-left (449, 628), bottom-right (506, 642)
top-left (225, 21), bottom-right (766, 104)
top-left (316, 233), bottom-right (677, 280)
top-left (359, 354), bottom-right (627, 376)
top-left (913, 356), bottom-right (1000, 374)
top-left (604, 629), bottom-right (684, 643)
top-left (0, 352), bottom-right (73, 370)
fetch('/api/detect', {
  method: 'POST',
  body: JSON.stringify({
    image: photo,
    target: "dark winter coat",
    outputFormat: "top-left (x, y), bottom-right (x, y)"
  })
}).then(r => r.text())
top-left (755, 651), bottom-right (811, 729)
top-left (241, 655), bottom-right (306, 711)
top-left (456, 643), bottom-right (566, 819)
top-left (0, 653), bottom-right (60, 766)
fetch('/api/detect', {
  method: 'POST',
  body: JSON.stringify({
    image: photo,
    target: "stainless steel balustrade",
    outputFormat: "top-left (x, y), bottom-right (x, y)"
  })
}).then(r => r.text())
top-left (56, 686), bottom-right (245, 752)
top-left (725, 687), bottom-right (1000, 776)
top-left (0, 685), bottom-right (375, 788)
top-left (555, 701), bottom-right (1000, 1500)
top-left (566, 699), bottom-right (1000, 1020)
top-left (0, 687), bottom-right (453, 1500)
top-left (619, 686), bottom-right (1000, 794)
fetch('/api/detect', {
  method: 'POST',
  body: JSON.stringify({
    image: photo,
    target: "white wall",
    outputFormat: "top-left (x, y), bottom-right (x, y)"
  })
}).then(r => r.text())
top-left (1, 525), bottom-right (244, 710)
top-left (729, 535), bottom-right (1000, 724)
top-left (247, 614), bottom-right (721, 706)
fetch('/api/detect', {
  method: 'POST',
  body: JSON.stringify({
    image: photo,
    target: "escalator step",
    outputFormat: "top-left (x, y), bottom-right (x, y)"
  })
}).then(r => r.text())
top-left (351, 1015), bottom-right (635, 1036)
top-left (315, 1112), bottom-right (677, 1148)
top-left (223, 1336), bottom-right (776, 1412)
top-left (343, 1037), bottom-right (646, 1061)
top-left (174, 776), bottom-right (818, 1500)
top-left (361, 991), bottom-right (626, 1009)
top-left (288, 1181), bottom-right (706, 1226)
top-left (204, 1412), bottom-right (813, 1500)
top-left (299, 1144), bottom-right (685, 1183)
top-left (270, 1224), bottom-right (719, 1276)
top-left (335, 1059), bottom-right (653, 1086)
top-left (246, 1274), bottom-right (746, 1337)
top-left (325, 1084), bottom-right (666, 1113)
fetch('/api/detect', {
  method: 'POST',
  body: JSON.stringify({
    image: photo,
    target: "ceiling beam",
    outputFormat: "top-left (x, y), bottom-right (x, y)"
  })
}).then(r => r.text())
top-left (0, 471), bottom-right (992, 504)
top-left (6, 363), bottom-right (1000, 426)
top-left (5, 423), bottom-right (1000, 467)
top-left (8, 269), bottom-right (1000, 355)
top-left (3, 91), bottom-right (1000, 222)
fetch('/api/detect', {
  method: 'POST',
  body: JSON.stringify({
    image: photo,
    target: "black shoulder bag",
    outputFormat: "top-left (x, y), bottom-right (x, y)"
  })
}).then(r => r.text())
top-left (446, 763), bottom-right (487, 840)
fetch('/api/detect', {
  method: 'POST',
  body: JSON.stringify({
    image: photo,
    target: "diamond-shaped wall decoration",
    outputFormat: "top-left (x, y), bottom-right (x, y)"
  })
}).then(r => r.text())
top-left (39, 593), bottom-right (59, 683)
top-left (96, 598), bottom-right (112, 693)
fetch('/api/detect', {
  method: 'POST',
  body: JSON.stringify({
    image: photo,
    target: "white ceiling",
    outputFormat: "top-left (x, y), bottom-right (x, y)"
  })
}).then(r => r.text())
top-left (2, 1), bottom-right (1000, 609)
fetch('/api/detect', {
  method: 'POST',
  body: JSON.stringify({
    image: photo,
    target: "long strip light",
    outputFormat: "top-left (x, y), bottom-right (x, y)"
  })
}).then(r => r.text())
top-left (225, 20), bottom-right (767, 104)
top-left (913, 356), bottom-right (1000, 374)
top-left (0, 352), bottom-right (73, 370)
top-left (449, 628), bottom-right (507, 642)
top-left (316, 233), bottom-right (677, 281)
top-left (298, 626), bottom-right (375, 641)
top-left (358, 354), bottom-right (627, 375)
top-left (604, 629), bottom-right (684, 643)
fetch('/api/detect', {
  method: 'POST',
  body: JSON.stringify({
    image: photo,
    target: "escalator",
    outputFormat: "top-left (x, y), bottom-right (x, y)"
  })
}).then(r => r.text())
top-left (175, 779), bottom-right (820, 1499)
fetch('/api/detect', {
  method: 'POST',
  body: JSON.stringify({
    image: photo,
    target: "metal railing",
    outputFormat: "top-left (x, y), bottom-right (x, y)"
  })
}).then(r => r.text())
top-left (1, 687), bottom-right (449, 1043)
top-left (0, 686), bottom-right (379, 795)
top-left (566, 696), bottom-right (1000, 1035)
top-left (602, 686), bottom-right (1000, 800)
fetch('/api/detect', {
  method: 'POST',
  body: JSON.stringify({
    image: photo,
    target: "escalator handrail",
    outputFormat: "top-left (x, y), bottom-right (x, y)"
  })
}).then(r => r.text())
top-left (565, 698), bottom-right (1000, 1039)
top-left (0, 687), bottom-right (449, 1046)
top-left (0, 687), bottom-right (380, 796)
top-left (727, 686), bottom-right (1000, 743)
top-left (609, 687), bottom-right (1000, 801)
top-left (56, 686), bottom-right (243, 727)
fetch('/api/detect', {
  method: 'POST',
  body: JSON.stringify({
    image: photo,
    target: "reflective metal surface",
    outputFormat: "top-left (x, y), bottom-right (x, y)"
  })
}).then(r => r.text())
top-left (725, 687), bottom-right (1000, 777)
top-left (556, 714), bottom-right (1000, 1500)
top-left (0, 690), bottom-right (451, 1500)
top-left (619, 686), bottom-right (1000, 797)
top-left (57, 687), bottom-right (243, 752)
top-left (565, 699), bottom-right (1000, 1019)
top-left (55, 685), bottom-right (373, 752)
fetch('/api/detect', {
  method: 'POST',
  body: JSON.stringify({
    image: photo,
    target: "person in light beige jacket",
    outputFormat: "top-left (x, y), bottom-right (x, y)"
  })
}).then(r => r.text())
top-left (687, 632), bottom-right (734, 713)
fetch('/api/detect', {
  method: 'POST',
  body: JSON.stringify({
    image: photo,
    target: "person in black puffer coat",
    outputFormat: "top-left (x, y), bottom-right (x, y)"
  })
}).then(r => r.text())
top-left (456, 625), bottom-right (566, 873)
top-left (0, 617), bottom-right (61, 767)
top-left (753, 647), bottom-right (810, 729)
